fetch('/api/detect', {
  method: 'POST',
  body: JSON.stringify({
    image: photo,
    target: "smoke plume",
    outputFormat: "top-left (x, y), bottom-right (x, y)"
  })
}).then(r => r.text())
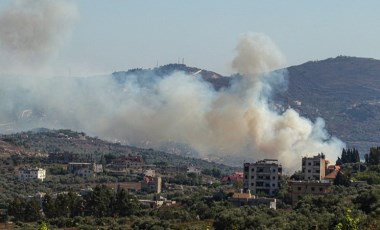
top-left (0, 0), bottom-right (78, 75)
top-left (0, 7), bottom-right (344, 171)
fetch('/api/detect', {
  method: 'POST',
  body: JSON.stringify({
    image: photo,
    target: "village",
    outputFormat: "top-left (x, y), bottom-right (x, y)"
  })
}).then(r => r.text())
top-left (15, 151), bottom-right (353, 211)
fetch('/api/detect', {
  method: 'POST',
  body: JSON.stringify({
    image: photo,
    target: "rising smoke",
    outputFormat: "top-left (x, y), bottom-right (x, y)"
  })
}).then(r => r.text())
top-left (0, 0), bottom-right (78, 75)
top-left (0, 1), bottom-right (344, 169)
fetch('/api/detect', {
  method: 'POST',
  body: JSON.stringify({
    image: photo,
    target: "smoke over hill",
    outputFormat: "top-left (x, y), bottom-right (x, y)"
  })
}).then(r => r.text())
top-left (0, 1), bottom-right (344, 169)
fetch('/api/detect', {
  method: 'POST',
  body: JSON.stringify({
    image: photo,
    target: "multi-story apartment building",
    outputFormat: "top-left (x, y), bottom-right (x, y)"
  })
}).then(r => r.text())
top-left (289, 181), bottom-right (332, 206)
top-left (243, 159), bottom-right (282, 196)
top-left (109, 154), bottom-right (144, 173)
top-left (302, 153), bottom-right (328, 180)
top-left (18, 167), bottom-right (46, 182)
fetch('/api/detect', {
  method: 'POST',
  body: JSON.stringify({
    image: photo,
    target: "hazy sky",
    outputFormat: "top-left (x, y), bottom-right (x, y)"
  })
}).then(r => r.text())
top-left (1, 0), bottom-right (380, 76)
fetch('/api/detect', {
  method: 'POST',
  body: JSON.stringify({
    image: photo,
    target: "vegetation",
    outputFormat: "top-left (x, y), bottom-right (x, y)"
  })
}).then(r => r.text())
top-left (2, 130), bottom-right (380, 229)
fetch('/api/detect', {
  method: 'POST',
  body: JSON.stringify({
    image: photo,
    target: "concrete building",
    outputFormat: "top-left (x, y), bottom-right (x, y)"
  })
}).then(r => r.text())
top-left (302, 153), bottom-right (328, 180)
top-left (289, 181), bottom-right (332, 206)
top-left (67, 162), bottom-right (103, 178)
top-left (243, 159), bottom-right (282, 196)
top-left (187, 165), bottom-right (201, 175)
top-left (221, 172), bottom-right (244, 185)
top-left (141, 176), bottom-right (162, 194)
top-left (109, 154), bottom-right (144, 173)
top-left (229, 191), bottom-right (276, 209)
top-left (18, 167), bottom-right (46, 182)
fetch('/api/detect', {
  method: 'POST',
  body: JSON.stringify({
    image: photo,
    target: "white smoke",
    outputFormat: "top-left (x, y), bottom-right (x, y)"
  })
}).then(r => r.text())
top-left (0, 1), bottom-right (344, 170)
top-left (0, 0), bottom-right (78, 75)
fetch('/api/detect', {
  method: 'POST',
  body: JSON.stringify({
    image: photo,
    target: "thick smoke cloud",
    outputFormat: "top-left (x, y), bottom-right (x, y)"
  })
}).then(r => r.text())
top-left (0, 0), bottom-right (78, 75)
top-left (0, 0), bottom-right (344, 169)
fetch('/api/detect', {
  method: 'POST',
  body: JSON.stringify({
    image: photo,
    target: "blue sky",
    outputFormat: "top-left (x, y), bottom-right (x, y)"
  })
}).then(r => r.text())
top-left (1, 0), bottom-right (380, 75)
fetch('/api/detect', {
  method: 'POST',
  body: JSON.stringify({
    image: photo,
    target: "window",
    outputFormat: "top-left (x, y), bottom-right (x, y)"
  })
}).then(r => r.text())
top-left (311, 187), bottom-right (315, 191)
top-left (251, 183), bottom-right (254, 186)
top-left (298, 187), bottom-right (301, 191)
top-left (251, 176), bottom-right (254, 179)
top-left (272, 169), bottom-right (276, 173)
top-left (251, 168), bottom-right (255, 172)
top-left (319, 188), bottom-right (323, 192)
top-left (308, 170), bottom-right (311, 173)
top-left (272, 183), bottom-right (276, 187)
top-left (308, 162), bottom-right (311, 166)
top-left (272, 176), bottom-right (276, 180)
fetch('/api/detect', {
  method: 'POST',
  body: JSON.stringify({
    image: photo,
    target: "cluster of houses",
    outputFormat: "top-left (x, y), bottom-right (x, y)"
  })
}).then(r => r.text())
top-left (236, 153), bottom-right (341, 207)
top-left (18, 152), bottom-right (346, 209)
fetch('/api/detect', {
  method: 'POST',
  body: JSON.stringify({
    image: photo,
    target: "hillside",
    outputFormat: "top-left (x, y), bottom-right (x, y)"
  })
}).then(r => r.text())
top-left (112, 63), bottom-right (231, 90)
top-left (112, 57), bottom-right (380, 155)
top-left (281, 56), bottom-right (380, 154)
top-left (0, 129), bottom-right (237, 173)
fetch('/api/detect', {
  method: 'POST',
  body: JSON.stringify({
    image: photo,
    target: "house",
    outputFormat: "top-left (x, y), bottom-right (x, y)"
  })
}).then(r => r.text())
top-left (289, 180), bottom-right (332, 206)
top-left (187, 165), bottom-right (201, 175)
top-left (324, 165), bottom-right (341, 181)
top-left (67, 162), bottom-right (102, 178)
top-left (18, 167), bottom-right (46, 182)
top-left (243, 159), bottom-right (282, 196)
top-left (229, 191), bottom-right (276, 209)
top-left (141, 176), bottom-right (162, 193)
top-left (109, 154), bottom-right (144, 173)
top-left (302, 153), bottom-right (328, 180)
top-left (221, 172), bottom-right (244, 185)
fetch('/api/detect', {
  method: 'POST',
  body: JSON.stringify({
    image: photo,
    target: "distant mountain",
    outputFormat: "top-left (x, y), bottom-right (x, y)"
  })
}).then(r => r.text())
top-left (280, 56), bottom-right (380, 155)
top-left (112, 57), bottom-right (380, 155)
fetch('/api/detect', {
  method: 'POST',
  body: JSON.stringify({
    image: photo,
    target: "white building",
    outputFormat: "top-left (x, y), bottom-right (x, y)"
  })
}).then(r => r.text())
top-left (18, 167), bottom-right (46, 182)
top-left (243, 159), bottom-right (282, 196)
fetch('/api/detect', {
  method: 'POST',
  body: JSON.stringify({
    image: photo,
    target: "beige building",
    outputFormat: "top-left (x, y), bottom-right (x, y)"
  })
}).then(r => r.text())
top-left (18, 167), bottom-right (46, 182)
top-left (229, 191), bottom-right (276, 209)
top-left (289, 181), bottom-right (332, 206)
top-left (243, 159), bottom-right (282, 196)
top-left (302, 154), bottom-right (328, 181)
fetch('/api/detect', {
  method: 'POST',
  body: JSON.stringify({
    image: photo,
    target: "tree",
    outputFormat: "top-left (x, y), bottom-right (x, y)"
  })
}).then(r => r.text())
top-left (365, 147), bottom-right (380, 165)
top-left (8, 197), bottom-right (26, 221)
top-left (114, 188), bottom-right (139, 217)
top-left (38, 221), bottom-right (49, 230)
top-left (24, 199), bottom-right (42, 222)
top-left (334, 172), bottom-right (351, 187)
top-left (85, 185), bottom-right (114, 217)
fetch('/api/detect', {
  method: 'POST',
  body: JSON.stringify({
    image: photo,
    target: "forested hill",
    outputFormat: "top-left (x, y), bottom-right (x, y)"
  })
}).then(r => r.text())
top-left (281, 56), bottom-right (380, 154)
top-left (112, 63), bottom-right (231, 90)
top-left (0, 129), bottom-right (237, 174)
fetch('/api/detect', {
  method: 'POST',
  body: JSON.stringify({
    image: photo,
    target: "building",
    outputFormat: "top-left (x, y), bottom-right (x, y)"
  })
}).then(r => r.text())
top-left (229, 191), bottom-right (276, 209)
top-left (67, 162), bottom-right (103, 178)
top-left (302, 153), bottom-right (328, 180)
top-left (18, 167), bottom-right (46, 182)
top-left (141, 176), bottom-right (162, 193)
top-left (243, 159), bottom-right (282, 196)
top-left (187, 165), bottom-right (201, 175)
top-left (289, 181), bottom-right (332, 206)
top-left (109, 154), bottom-right (144, 173)
top-left (221, 172), bottom-right (244, 185)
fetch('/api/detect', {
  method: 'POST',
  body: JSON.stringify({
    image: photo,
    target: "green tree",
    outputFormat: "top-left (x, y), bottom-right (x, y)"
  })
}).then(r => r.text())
top-left (7, 197), bottom-right (26, 221)
top-left (365, 147), bottom-right (380, 165)
top-left (114, 188), bottom-right (140, 217)
top-left (334, 172), bottom-right (351, 187)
